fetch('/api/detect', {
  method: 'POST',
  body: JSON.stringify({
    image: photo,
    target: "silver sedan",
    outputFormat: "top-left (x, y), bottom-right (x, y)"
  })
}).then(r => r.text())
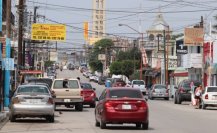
top-left (9, 85), bottom-right (55, 122)
top-left (148, 84), bottom-right (169, 100)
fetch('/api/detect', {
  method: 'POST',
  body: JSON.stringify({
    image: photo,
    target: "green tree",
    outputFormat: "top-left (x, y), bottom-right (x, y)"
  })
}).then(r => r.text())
top-left (88, 38), bottom-right (114, 72)
top-left (109, 61), bottom-right (122, 75)
top-left (121, 60), bottom-right (134, 78)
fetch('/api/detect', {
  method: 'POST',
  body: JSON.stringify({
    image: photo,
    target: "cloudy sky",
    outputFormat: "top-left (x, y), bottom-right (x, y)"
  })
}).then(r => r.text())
top-left (13, 0), bottom-right (217, 48)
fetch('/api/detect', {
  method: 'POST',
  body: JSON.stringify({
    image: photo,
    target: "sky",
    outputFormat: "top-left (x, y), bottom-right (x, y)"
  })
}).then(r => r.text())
top-left (12, 0), bottom-right (217, 49)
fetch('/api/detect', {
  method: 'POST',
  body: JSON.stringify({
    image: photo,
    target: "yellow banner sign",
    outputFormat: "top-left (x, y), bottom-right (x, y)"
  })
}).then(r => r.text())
top-left (184, 28), bottom-right (204, 45)
top-left (83, 22), bottom-right (88, 41)
top-left (31, 24), bottom-right (66, 41)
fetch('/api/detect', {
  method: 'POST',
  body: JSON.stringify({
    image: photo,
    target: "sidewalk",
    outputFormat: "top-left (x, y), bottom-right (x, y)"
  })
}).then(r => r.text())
top-left (0, 111), bottom-right (9, 122)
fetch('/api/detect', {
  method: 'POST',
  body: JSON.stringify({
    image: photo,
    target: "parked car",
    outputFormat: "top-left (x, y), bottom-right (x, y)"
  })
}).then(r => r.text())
top-left (94, 76), bottom-right (99, 83)
top-left (98, 76), bottom-right (107, 85)
top-left (148, 84), bottom-right (169, 100)
top-left (95, 87), bottom-right (149, 129)
top-left (201, 86), bottom-right (217, 109)
top-left (51, 78), bottom-right (83, 111)
top-left (81, 83), bottom-right (96, 108)
top-left (28, 78), bottom-right (53, 89)
top-left (112, 79), bottom-right (126, 87)
top-left (9, 85), bottom-right (55, 122)
top-left (174, 80), bottom-right (201, 104)
top-left (89, 74), bottom-right (96, 82)
top-left (132, 80), bottom-right (146, 95)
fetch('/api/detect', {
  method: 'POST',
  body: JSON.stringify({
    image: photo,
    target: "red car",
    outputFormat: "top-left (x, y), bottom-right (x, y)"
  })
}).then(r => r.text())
top-left (95, 87), bottom-right (149, 129)
top-left (81, 83), bottom-right (96, 108)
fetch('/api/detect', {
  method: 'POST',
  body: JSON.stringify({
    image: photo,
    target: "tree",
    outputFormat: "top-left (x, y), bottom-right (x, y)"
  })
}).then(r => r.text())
top-left (88, 38), bottom-right (114, 72)
top-left (109, 61), bottom-right (122, 75)
top-left (121, 60), bottom-right (134, 78)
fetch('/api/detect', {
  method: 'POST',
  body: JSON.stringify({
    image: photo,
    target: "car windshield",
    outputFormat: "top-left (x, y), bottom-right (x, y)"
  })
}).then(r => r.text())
top-left (17, 86), bottom-right (49, 94)
top-left (207, 87), bottom-right (217, 92)
top-left (53, 80), bottom-right (79, 89)
top-left (133, 80), bottom-right (144, 85)
top-left (155, 85), bottom-right (166, 89)
top-left (109, 89), bottom-right (142, 98)
top-left (81, 83), bottom-right (93, 89)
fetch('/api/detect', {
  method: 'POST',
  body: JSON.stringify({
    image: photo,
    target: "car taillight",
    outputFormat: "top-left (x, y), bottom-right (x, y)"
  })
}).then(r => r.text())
top-left (47, 98), bottom-right (54, 104)
top-left (80, 90), bottom-right (84, 96)
top-left (12, 97), bottom-right (20, 104)
top-left (105, 101), bottom-right (114, 111)
top-left (90, 93), bottom-right (95, 97)
top-left (139, 101), bottom-right (148, 110)
top-left (205, 94), bottom-right (209, 99)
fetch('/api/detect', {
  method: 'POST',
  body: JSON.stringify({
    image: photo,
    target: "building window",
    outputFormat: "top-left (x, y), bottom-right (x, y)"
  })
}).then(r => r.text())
top-left (100, 21), bottom-right (103, 24)
top-left (95, 21), bottom-right (98, 24)
top-left (96, 15), bottom-right (98, 19)
top-left (95, 26), bottom-right (98, 30)
top-left (100, 26), bottom-right (103, 30)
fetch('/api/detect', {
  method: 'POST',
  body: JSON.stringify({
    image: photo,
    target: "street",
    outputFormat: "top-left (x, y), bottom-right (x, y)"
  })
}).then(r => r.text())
top-left (0, 70), bottom-right (217, 133)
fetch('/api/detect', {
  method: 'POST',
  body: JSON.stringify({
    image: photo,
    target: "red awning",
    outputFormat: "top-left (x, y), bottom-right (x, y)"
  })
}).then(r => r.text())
top-left (170, 72), bottom-right (188, 77)
top-left (20, 70), bottom-right (43, 75)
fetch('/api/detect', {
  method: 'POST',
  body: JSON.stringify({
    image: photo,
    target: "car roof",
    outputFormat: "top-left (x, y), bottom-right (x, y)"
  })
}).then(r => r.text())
top-left (18, 84), bottom-right (49, 88)
top-left (107, 87), bottom-right (140, 91)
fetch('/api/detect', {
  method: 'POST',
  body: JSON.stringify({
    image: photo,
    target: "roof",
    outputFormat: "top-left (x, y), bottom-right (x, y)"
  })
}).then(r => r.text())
top-left (148, 13), bottom-right (169, 31)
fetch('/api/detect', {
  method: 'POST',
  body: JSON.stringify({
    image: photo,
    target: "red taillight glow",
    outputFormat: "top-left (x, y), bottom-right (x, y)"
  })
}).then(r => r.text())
top-left (139, 101), bottom-right (147, 110)
top-left (105, 101), bottom-right (114, 110)
top-left (205, 94), bottom-right (209, 99)
top-left (47, 98), bottom-right (54, 104)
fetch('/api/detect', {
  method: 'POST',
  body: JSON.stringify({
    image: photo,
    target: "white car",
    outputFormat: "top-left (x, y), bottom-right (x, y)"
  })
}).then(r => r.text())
top-left (132, 80), bottom-right (147, 95)
top-left (201, 86), bottom-right (217, 109)
top-left (89, 74), bottom-right (96, 82)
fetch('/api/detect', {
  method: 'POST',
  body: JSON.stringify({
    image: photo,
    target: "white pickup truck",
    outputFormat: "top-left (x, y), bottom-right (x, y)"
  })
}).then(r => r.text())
top-left (131, 80), bottom-right (147, 95)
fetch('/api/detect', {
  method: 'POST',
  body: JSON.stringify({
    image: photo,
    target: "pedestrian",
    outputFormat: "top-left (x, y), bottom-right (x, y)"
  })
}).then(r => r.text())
top-left (194, 84), bottom-right (203, 108)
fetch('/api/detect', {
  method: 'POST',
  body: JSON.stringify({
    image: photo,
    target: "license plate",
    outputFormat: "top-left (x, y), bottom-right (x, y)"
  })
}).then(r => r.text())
top-left (122, 104), bottom-right (131, 110)
top-left (64, 99), bottom-right (71, 102)
top-left (27, 99), bottom-right (41, 104)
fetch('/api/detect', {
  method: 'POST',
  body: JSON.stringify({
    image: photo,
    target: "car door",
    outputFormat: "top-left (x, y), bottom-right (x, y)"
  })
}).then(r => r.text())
top-left (96, 89), bottom-right (107, 121)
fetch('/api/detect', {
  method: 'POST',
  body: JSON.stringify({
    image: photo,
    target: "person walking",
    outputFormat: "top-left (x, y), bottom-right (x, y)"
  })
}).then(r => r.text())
top-left (194, 85), bottom-right (203, 109)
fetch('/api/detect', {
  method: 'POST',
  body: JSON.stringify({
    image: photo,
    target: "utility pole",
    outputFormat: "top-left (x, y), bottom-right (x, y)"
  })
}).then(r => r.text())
top-left (163, 30), bottom-right (166, 85)
top-left (18, 0), bottom-right (24, 69)
top-left (32, 6), bottom-right (38, 70)
top-left (200, 16), bottom-right (204, 88)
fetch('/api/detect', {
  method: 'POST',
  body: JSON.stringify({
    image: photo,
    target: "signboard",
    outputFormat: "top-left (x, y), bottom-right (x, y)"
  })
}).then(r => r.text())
top-left (2, 58), bottom-right (14, 70)
top-left (161, 56), bottom-right (177, 70)
top-left (31, 24), bottom-right (66, 41)
top-left (183, 53), bottom-right (202, 68)
top-left (83, 22), bottom-right (88, 41)
top-left (98, 54), bottom-right (106, 61)
top-left (176, 40), bottom-right (188, 54)
top-left (184, 28), bottom-right (204, 45)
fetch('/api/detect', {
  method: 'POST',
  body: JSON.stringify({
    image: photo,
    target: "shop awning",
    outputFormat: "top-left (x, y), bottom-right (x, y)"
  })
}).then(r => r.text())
top-left (170, 72), bottom-right (188, 77)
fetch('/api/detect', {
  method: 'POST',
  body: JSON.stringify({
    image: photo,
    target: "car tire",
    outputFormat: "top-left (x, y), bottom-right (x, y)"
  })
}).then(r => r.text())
top-left (10, 115), bottom-right (16, 122)
top-left (165, 97), bottom-right (169, 100)
top-left (202, 102), bottom-right (207, 110)
top-left (90, 103), bottom-right (96, 108)
top-left (136, 123), bottom-right (141, 128)
top-left (174, 95), bottom-right (177, 104)
top-left (48, 115), bottom-right (55, 123)
top-left (75, 103), bottom-right (83, 111)
top-left (177, 95), bottom-right (182, 104)
top-left (142, 121), bottom-right (149, 130)
top-left (100, 119), bottom-right (106, 129)
top-left (95, 119), bottom-right (100, 127)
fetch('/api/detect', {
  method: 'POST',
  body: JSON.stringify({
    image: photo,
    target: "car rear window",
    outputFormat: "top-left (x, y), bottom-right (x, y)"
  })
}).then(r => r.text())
top-left (53, 80), bottom-right (79, 89)
top-left (17, 86), bottom-right (49, 94)
top-left (207, 87), bottom-right (217, 92)
top-left (109, 89), bottom-right (142, 98)
top-left (81, 83), bottom-right (93, 89)
top-left (155, 85), bottom-right (166, 89)
top-left (133, 80), bottom-right (144, 85)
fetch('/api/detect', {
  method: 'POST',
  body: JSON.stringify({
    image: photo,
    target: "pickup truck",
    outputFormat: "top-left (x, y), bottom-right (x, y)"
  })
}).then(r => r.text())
top-left (51, 78), bottom-right (83, 111)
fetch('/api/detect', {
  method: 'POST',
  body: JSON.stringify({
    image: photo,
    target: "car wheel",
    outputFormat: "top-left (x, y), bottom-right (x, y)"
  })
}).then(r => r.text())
top-left (48, 115), bottom-right (55, 123)
top-left (202, 102), bottom-right (207, 110)
top-left (177, 95), bottom-right (182, 104)
top-left (95, 119), bottom-right (100, 127)
top-left (165, 97), bottom-right (169, 100)
top-left (75, 103), bottom-right (83, 111)
top-left (136, 123), bottom-right (141, 128)
top-left (10, 115), bottom-right (16, 122)
top-left (100, 119), bottom-right (106, 129)
top-left (174, 95), bottom-right (177, 104)
top-left (142, 121), bottom-right (149, 130)
top-left (90, 103), bottom-right (96, 108)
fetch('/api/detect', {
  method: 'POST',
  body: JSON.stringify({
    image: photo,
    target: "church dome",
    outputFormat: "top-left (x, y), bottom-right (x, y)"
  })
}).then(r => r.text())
top-left (149, 13), bottom-right (169, 31)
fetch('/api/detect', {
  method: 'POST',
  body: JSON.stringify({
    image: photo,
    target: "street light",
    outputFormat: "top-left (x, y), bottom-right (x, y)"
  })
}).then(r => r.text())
top-left (119, 23), bottom-right (145, 80)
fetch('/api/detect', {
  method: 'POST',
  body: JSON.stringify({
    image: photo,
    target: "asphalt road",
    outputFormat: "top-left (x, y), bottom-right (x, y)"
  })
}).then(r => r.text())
top-left (1, 69), bottom-right (217, 133)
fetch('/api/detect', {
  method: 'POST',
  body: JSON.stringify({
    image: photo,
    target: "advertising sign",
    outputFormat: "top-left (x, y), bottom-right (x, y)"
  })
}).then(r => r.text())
top-left (184, 28), bottom-right (204, 45)
top-left (31, 24), bottom-right (66, 41)
top-left (98, 54), bottom-right (106, 61)
top-left (176, 40), bottom-right (188, 54)
top-left (83, 22), bottom-right (88, 40)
